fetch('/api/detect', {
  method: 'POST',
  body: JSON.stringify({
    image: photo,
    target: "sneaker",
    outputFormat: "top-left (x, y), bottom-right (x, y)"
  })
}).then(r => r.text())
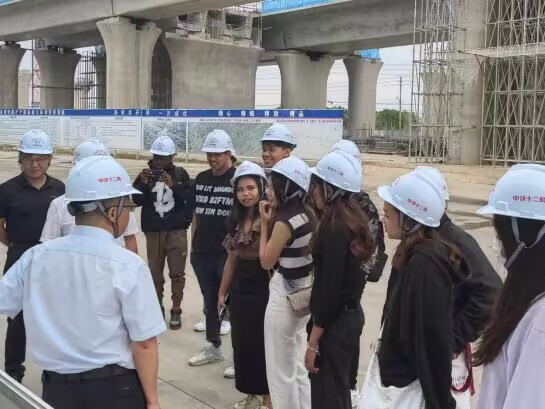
top-left (233, 395), bottom-right (262, 409)
top-left (188, 342), bottom-right (224, 366)
top-left (224, 365), bottom-right (235, 379)
top-left (350, 388), bottom-right (359, 408)
top-left (220, 320), bottom-right (231, 335)
top-left (193, 317), bottom-right (206, 332)
top-left (169, 309), bottom-right (182, 330)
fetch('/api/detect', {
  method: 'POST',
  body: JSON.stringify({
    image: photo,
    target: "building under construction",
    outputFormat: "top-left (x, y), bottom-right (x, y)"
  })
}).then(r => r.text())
top-left (410, 0), bottom-right (545, 166)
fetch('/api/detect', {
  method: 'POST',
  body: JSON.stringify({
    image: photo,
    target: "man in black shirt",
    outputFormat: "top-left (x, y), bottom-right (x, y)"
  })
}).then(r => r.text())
top-left (188, 130), bottom-right (236, 367)
top-left (0, 129), bottom-right (65, 382)
top-left (133, 135), bottom-right (192, 330)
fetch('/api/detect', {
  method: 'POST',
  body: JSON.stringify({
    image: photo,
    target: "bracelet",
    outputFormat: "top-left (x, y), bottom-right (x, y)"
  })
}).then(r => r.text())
top-left (307, 343), bottom-right (319, 354)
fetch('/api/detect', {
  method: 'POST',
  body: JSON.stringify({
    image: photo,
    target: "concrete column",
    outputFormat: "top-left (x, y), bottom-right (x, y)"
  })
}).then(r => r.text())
top-left (0, 43), bottom-right (25, 109)
top-left (92, 54), bottom-right (106, 109)
top-left (97, 17), bottom-right (161, 108)
top-left (276, 51), bottom-right (334, 109)
top-left (18, 70), bottom-right (32, 108)
top-left (34, 48), bottom-right (81, 109)
top-left (453, 0), bottom-right (486, 165)
top-left (163, 35), bottom-right (263, 108)
top-left (344, 56), bottom-right (383, 136)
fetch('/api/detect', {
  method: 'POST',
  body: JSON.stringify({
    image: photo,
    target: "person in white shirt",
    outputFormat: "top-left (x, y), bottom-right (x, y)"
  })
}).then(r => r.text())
top-left (0, 155), bottom-right (166, 409)
top-left (40, 139), bottom-right (140, 253)
top-left (474, 164), bottom-right (545, 409)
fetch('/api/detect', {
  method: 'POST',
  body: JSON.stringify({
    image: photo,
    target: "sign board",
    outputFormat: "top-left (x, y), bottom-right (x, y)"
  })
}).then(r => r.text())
top-left (0, 109), bottom-right (343, 160)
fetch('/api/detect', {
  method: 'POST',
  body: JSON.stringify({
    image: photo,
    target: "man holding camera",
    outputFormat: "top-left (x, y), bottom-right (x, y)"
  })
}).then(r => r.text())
top-left (133, 135), bottom-right (192, 330)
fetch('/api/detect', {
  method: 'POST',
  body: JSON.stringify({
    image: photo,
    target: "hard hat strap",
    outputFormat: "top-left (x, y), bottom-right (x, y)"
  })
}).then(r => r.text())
top-left (505, 217), bottom-right (545, 270)
top-left (399, 212), bottom-right (422, 236)
top-left (95, 196), bottom-right (125, 238)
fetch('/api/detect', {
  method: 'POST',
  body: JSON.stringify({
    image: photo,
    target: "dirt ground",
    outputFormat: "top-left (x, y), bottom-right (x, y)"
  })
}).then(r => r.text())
top-left (0, 151), bottom-right (503, 408)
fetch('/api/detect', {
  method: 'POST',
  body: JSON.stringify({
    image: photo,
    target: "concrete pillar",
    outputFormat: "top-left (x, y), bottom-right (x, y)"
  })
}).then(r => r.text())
top-left (0, 43), bottom-right (25, 109)
top-left (453, 0), bottom-right (485, 165)
top-left (344, 56), bottom-right (383, 136)
top-left (92, 54), bottom-right (106, 109)
top-left (18, 70), bottom-right (32, 108)
top-left (97, 17), bottom-right (161, 108)
top-left (34, 48), bottom-right (81, 109)
top-left (163, 35), bottom-right (263, 108)
top-left (276, 51), bottom-right (334, 109)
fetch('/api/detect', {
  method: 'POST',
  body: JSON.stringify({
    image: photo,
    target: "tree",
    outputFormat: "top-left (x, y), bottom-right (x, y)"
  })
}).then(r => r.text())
top-left (375, 109), bottom-right (416, 130)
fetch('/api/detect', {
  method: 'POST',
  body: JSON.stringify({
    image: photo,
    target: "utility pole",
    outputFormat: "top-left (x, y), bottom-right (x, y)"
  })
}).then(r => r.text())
top-left (399, 77), bottom-right (403, 130)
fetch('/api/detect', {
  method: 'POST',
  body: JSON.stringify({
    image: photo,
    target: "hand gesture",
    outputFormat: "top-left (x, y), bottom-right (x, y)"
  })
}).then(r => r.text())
top-left (161, 171), bottom-right (174, 188)
top-left (218, 293), bottom-right (226, 313)
top-left (304, 347), bottom-right (320, 374)
top-left (259, 200), bottom-right (273, 223)
top-left (139, 169), bottom-right (151, 185)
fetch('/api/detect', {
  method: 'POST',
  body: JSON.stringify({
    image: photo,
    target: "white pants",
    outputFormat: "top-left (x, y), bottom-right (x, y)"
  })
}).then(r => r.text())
top-left (264, 273), bottom-right (311, 409)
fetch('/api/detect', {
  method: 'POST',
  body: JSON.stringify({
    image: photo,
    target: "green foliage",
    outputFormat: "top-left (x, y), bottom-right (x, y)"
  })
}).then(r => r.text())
top-left (375, 109), bottom-right (416, 130)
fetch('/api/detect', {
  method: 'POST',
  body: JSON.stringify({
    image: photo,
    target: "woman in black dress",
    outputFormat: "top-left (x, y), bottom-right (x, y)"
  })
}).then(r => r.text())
top-left (218, 161), bottom-right (271, 409)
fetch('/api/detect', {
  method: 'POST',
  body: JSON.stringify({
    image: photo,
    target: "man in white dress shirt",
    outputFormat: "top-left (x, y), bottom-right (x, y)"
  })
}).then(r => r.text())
top-left (0, 155), bottom-right (166, 409)
top-left (40, 139), bottom-right (140, 252)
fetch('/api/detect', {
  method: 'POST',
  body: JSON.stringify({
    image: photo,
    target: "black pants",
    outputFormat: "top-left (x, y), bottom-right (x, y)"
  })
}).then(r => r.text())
top-left (350, 342), bottom-right (360, 390)
top-left (309, 306), bottom-right (364, 409)
top-left (191, 252), bottom-right (227, 347)
top-left (42, 367), bottom-right (146, 409)
top-left (3, 245), bottom-right (31, 381)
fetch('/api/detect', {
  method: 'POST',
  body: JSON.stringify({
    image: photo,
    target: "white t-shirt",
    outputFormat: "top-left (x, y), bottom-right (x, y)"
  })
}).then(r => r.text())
top-left (477, 296), bottom-right (545, 409)
top-left (0, 225), bottom-right (166, 373)
top-left (40, 194), bottom-right (139, 246)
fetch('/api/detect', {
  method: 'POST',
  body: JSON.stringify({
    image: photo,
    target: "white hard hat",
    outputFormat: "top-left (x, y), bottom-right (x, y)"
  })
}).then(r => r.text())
top-left (150, 135), bottom-right (176, 156)
top-left (65, 155), bottom-right (141, 202)
top-left (378, 171), bottom-right (445, 227)
top-left (73, 140), bottom-right (110, 163)
top-left (477, 164), bottom-right (545, 221)
top-left (330, 139), bottom-right (361, 161)
top-left (414, 166), bottom-right (450, 200)
top-left (202, 130), bottom-right (234, 153)
top-left (18, 129), bottom-right (53, 155)
top-left (271, 156), bottom-right (310, 192)
top-left (230, 160), bottom-right (266, 187)
top-left (309, 150), bottom-right (362, 193)
top-left (262, 123), bottom-right (296, 147)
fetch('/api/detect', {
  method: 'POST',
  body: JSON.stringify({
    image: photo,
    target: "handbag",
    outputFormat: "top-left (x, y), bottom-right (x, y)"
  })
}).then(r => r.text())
top-left (358, 339), bottom-right (425, 409)
top-left (286, 285), bottom-right (312, 318)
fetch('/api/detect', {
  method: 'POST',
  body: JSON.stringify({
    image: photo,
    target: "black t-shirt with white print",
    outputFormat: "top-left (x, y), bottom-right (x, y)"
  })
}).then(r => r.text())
top-left (192, 167), bottom-right (236, 254)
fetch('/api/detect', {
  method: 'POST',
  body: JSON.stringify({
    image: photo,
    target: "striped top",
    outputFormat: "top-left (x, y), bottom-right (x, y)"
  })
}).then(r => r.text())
top-left (275, 205), bottom-right (313, 280)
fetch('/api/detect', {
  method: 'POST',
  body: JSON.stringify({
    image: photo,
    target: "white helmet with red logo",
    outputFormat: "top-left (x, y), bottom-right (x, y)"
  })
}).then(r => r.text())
top-left (271, 156), bottom-right (310, 192)
top-left (73, 139), bottom-right (110, 163)
top-left (65, 155), bottom-right (141, 202)
top-left (378, 170), bottom-right (445, 227)
top-left (414, 165), bottom-right (449, 201)
top-left (309, 150), bottom-right (361, 194)
top-left (330, 139), bottom-right (361, 162)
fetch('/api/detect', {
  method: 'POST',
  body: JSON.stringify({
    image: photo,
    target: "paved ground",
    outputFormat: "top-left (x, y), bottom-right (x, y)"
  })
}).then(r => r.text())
top-left (0, 151), bottom-right (503, 408)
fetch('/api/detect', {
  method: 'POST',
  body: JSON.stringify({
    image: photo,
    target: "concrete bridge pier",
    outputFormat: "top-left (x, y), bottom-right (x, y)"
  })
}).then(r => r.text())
top-left (97, 17), bottom-right (161, 109)
top-left (276, 51), bottom-right (334, 109)
top-left (0, 43), bottom-right (25, 109)
top-left (163, 35), bottom-right (263, 109)
top-left (344, 56), bottom-right (383, 136)
top-left (34, 48), bottom-right (81, 109)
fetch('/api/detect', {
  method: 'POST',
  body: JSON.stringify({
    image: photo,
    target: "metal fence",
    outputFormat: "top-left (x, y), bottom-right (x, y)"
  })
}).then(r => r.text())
top-left (350, 128), bottom-right (411, 155)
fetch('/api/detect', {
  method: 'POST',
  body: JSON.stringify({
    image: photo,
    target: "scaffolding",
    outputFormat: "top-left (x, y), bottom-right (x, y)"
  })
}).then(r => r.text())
top-left (476, 0), bottom-right (545, 165)
top-left (410, 0), bottom-right (468, 163)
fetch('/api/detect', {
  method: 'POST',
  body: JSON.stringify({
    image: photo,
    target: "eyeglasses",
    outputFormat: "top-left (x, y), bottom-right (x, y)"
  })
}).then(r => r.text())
top-left (20, 155), bottom-right (50, 164)
top-left (123, 203), bottom-right (136, 212)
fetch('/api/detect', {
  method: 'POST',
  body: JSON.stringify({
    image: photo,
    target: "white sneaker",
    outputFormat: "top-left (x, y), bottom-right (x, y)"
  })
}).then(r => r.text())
top-left (224, 365), bottom-right (235, 379)
top-left (193, 317), bottom-right (206, 332)
top-left (220, 320), bottom-right (231, 335)
top-left (188, 342), bottom-right (224, 366)
top-left (350, 388), bottom-right (359, 408)
top-left (233, 395), bottom-right (262, 409)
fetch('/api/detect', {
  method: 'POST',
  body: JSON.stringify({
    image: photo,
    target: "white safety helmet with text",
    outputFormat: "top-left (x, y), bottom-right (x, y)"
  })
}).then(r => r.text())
top-left (330, 139), bottom-right (361, 162)
top-left (262, 123), bottom-right (296, 147)
top-left (230, 160), bottom-right (266, 187)
top-left (378, 170), bottom-right (446, 228)
top-left (271, 156), bottom-right (310, 198)
top-left (66, 155), bottom-right (141, 203)
top-left (477, 164), bottom-right (545, 269)
top-left (150, 135), bottom-right (176, 156)
top-left (73, 140), bottom-right (110, 163)
top-left (19, 129), bottom-right (53, 155)
top-left (414, 165), bottom-right (450, 201)
top-left (309, 151), bottom-right (361, 202)
top-left (202, 130), bottom-right (234, 153)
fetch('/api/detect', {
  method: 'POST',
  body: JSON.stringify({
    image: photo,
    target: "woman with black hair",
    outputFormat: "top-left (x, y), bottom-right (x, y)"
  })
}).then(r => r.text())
top-left (305, 151), bottom-right (374, 409)
top-left (359, 170), bottom-right (468, 409)
top-left (474, 164), bottom-right (545, 409)
top-left (218, 161), bottom-right (271, 409)
top-left (259, 156), bottom-right (314, 409)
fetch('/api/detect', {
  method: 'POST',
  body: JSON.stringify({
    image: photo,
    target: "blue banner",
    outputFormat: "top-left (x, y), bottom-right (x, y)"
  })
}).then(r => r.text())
top-left (262, 0), bottom-right (335, 13)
